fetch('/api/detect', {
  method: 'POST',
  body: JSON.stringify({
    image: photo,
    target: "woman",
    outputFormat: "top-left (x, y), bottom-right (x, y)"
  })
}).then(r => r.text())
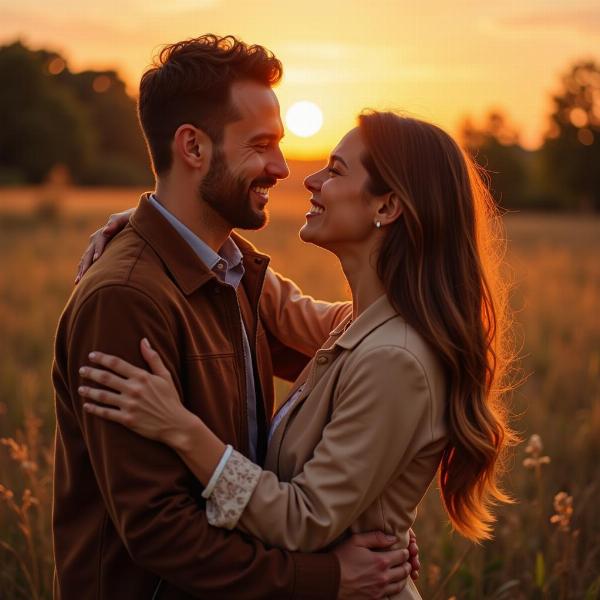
top-left (78, 112), bottom-right (514, 598)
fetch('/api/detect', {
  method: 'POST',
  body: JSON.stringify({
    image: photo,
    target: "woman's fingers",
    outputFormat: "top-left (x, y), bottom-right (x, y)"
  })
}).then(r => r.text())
top-left (91, 227), bottom-right (111, 262)
top-left (82, 400), bottom-right (129, 426)
top-left (140, 338), bottom-right (171, 378)
top-left (79, 365), bottom-right (129, 393)
top-left (78, 384), bottom-right (124, 408)
top-left (75, 209), bottom-right (132, 283)
top-left (409, 542), bottom-right (420, 580)
top-left (75, 234), bottom-right (100, 283)
top-left (87, 351), bottom-right (146, 379)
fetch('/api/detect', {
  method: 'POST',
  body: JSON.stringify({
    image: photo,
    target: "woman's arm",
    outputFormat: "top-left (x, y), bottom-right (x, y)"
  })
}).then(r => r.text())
top-left (78, 339), bottom-right (420, 593)
top-left (76, 208), bottom-right (134, 282)
top-left (201, 345), bottom-right (434, 551)
top-left (79, 341), bottom-right (432, 554)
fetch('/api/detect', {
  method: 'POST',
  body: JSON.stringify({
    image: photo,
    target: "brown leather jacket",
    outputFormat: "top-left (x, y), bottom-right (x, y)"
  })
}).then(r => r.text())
top-left (52, 194), bottom-right (348, 599)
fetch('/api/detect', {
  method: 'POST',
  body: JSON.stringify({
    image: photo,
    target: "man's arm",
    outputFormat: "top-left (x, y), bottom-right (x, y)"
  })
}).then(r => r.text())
top-left (64, 284), bottom-right (339, 599)
top-left (260, 268), bottom-right (352, 360)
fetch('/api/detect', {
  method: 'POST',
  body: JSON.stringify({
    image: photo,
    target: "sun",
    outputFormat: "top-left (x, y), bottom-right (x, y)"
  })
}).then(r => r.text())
top-left (285, 101), bottom-right (323, 138)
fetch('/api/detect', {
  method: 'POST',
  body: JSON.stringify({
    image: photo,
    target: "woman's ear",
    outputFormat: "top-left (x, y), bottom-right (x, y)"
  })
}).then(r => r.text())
top-left (376, 191), bottom-right (403, 226)
top-left (172, 125), bottom-right (212, 175)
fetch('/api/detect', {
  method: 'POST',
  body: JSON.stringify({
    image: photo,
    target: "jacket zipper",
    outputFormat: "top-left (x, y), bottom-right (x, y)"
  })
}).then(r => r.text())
top-left (234, 291), bottom-right (250, 455)
top-left (151, 578), bottom-right (163, 599)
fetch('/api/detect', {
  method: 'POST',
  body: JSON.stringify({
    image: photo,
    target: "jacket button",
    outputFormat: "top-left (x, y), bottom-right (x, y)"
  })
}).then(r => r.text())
top-left (316, 356), bottom-right (328, 365)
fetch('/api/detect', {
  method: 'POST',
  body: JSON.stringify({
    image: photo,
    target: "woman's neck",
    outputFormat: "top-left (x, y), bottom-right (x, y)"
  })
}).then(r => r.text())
top-left (337, 246), bottom-right (386, 320)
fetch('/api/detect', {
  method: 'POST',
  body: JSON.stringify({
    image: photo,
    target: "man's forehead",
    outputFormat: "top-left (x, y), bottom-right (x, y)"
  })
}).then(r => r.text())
top-left (229, 80), bottom-right (283, 137)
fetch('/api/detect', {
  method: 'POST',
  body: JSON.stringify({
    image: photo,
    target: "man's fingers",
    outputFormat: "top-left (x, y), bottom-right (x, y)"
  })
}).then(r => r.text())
top-left (377, 547), bottom-right (409, 569)
top-left (384, 563), bottom-right (412, 595)
top-left (348, 530), bottom-right (397, 549)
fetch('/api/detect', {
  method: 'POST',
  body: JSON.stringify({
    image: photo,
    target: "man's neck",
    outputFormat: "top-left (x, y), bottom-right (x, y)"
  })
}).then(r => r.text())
top-left (154, 180), bottom-right (232, 252)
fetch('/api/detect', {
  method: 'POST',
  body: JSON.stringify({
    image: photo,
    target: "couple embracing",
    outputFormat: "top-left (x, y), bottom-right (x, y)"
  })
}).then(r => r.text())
top-left (52, 34), bottom-right (513, 599)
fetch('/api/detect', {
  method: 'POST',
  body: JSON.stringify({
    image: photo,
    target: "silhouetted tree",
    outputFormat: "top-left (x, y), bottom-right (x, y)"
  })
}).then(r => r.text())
top-left (460, 111), bottom-right (530, 210)
top-left (57, 68), bottom-right (151, 185)
top-left (0, 42), bottom-right (93, 183)
top-left (542, 60), bottom-right (600, 210)
top-left (0, 40), bottom-right (152, 185)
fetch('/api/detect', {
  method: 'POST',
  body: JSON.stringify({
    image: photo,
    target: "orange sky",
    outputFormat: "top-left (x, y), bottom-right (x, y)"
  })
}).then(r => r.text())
top-left (2, 0), bottom-right (599, 159)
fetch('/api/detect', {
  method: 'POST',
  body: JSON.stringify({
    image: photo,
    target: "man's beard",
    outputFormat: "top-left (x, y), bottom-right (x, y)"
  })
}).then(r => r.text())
top-left (199, 147), bottom-right (269, 230)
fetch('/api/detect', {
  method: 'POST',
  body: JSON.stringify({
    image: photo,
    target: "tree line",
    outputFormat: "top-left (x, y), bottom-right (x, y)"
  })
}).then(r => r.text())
top-left (0, 40), bottom-right (599, 210)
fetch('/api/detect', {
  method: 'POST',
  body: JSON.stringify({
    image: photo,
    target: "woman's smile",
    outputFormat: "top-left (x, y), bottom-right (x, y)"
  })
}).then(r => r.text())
top-left (306, 199), bottom-right (325, 218)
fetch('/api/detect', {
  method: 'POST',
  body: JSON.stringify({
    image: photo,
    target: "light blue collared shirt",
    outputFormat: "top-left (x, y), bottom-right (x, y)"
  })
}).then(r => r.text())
top-left (149, 194), bottom-right (259, 462)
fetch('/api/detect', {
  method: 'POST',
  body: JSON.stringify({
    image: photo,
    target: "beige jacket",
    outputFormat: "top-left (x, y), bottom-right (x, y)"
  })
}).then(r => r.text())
top-left (208, 294), bottom-right (449, 599)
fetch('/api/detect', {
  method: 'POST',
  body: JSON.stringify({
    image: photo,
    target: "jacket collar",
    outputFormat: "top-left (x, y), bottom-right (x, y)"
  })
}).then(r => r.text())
top-left (328, 294), bottom-right (400, 350)
top-left (130, 192), bottom-right (269, 296)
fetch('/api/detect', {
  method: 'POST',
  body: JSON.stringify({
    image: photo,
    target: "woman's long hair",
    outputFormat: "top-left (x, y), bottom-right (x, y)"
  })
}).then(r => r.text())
top-left (359, 111), bottom-right (517, 541)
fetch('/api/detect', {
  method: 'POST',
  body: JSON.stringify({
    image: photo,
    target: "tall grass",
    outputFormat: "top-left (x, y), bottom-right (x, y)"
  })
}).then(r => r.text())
top-left (1, 189), bottom-right (599, 599)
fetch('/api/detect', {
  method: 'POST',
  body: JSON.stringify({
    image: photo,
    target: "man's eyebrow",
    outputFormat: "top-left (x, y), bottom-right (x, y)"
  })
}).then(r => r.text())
top-left (329, 154), bottom-right (348, 169)
top-left (249, 131), bottom-right (285, 143)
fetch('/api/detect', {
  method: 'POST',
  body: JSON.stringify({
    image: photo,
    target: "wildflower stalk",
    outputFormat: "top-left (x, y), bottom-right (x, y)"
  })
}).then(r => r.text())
top-left (550, 492), bottom-right (575, 600)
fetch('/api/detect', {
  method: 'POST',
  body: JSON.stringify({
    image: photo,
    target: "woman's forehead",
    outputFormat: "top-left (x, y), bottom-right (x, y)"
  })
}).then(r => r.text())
top-left (331, 127), bottom-right (364, 164)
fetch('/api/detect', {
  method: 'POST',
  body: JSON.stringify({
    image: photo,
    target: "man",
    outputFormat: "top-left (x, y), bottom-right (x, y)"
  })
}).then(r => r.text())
top-left (54, 35), bottom-right (417, 599)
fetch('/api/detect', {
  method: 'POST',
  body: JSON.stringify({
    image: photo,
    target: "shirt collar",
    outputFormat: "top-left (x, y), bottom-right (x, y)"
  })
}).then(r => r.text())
top-left (148, 193), bottom-right (244, 286)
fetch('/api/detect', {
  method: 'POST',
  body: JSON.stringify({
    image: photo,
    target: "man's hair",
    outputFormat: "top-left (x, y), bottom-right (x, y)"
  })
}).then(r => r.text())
top-left (138, 34), bottom-right (283, 175)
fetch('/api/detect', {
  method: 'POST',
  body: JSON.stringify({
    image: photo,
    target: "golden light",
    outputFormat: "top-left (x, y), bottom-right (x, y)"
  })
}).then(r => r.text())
top-left (285, 101), bottom-right (323, 138)
top-left (92, 75), bottom-right (111, 93)
top-left (48, 57), bottom-right (65, 75)
top-left (569, 107), bottom-right (588, 128)
top-left (577, 128), bottom-right (594, 146)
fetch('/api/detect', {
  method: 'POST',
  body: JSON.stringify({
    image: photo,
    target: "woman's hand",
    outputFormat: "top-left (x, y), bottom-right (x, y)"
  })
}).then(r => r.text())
top-left (78, 338), bottom-right (194, 448)
top-left (75, 208), bottom-right (135, 283)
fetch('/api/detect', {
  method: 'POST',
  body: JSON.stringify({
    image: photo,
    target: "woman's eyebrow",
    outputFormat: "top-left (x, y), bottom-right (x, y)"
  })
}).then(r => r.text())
top-left (329, 154), bottom-right (348, 168)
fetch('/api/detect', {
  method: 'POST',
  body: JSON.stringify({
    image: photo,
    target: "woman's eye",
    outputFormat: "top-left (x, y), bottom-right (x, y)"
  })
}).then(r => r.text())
top-left (328, 168), bottom-right (340, 177)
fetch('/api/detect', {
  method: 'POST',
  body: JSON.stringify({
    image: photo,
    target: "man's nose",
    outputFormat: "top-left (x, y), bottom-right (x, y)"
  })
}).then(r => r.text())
top-left (266, 148), bottom-right (290, 180)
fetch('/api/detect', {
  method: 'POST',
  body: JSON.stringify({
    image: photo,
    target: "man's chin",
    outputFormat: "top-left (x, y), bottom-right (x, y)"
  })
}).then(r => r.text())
top-left (235, 209), bottom-right (268, 231)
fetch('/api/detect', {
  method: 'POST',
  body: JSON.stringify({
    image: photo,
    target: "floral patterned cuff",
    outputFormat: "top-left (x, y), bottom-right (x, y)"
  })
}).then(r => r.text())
top-left (206, 449), bottom-right (262, 530)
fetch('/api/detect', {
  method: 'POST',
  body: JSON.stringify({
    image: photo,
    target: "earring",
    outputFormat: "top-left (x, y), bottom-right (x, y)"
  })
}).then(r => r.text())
top-left (375, 220), bottom-right (381, 229)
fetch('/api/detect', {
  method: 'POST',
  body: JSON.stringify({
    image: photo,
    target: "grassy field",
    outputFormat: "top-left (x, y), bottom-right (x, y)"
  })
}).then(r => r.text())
top-left (0, 180), bottom-right (599, 599)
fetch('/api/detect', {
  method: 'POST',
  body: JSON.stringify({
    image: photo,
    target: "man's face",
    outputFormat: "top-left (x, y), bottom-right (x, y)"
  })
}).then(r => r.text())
top-left (200, 79), bottom-right (288, 230)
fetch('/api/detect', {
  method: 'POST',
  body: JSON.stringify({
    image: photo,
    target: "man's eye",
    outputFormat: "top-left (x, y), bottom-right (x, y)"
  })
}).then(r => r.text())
top-left (255, 144), bottom-right (270, 151)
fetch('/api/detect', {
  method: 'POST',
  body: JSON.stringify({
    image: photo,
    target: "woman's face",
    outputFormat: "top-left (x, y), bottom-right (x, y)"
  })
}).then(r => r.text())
top-left (300, 128), bottom-right (379, 252)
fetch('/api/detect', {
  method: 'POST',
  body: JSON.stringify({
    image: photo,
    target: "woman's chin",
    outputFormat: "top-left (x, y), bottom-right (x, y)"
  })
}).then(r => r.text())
top-left (299, 222), bottom-right (320, 246)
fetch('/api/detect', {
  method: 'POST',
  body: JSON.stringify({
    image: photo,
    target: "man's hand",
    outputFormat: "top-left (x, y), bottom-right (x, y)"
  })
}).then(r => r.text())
top-left (75, 208), bottom-right (134, 283)
top-left (334, 532), bottom-right (413, 599)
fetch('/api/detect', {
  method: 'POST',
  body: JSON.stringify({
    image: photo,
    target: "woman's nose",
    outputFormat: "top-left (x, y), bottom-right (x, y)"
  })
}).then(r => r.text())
top-left (304, 172), bottom-right (322, 193)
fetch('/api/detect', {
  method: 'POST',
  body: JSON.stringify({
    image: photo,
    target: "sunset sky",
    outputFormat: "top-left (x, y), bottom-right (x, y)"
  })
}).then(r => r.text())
top-left (2, 0), bottom-right (599, 159)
